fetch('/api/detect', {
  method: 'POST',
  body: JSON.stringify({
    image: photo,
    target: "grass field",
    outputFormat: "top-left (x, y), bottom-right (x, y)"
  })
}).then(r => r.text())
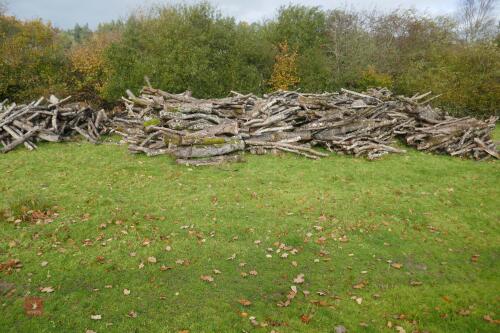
top-left (1, 131), bottom-right (499, 333)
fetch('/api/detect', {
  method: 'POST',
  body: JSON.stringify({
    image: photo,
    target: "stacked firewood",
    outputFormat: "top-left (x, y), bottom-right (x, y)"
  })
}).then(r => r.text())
top-left (0, 96), bottom-right (108, 153)
top-left (112, 86), bottom-right (498, 164)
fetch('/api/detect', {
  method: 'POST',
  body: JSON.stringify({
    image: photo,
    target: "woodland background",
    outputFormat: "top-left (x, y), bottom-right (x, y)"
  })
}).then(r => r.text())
top-left (0, 1), bottom-right (499, 116)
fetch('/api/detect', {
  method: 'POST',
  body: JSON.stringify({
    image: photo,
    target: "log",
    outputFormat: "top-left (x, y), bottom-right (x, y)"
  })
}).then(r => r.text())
top-left (173, 140), bottom-right (245, 158)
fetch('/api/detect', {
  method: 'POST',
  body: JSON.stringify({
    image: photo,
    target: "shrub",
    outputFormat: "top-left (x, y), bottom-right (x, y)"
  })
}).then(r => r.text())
top-left (0, 15), bottom-right (68, 101)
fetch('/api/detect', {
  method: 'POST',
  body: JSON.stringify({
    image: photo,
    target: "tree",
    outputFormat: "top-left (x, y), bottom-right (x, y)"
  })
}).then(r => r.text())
top-left (458, 0), bottom-right (498, 42)
top-left (269, 41), bottom-right (299, 91)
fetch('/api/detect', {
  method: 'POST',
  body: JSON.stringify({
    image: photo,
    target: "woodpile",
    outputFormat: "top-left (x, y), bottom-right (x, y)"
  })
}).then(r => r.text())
top-left (0, 96), bottom-right (108, 153)
top-left (112, 86), bottom-right (498, 164)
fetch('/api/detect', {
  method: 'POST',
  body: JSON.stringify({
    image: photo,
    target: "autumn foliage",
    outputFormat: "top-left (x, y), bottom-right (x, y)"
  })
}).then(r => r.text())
top-left (68, 31), bottom-right (119, 102)
top-left (269, 42), bottom-right (300, 91)
top-left (0, 4), bottom-right (499, 117)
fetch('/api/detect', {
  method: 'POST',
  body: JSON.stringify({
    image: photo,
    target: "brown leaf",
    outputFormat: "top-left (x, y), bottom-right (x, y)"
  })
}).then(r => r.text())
top-left (300, 314), bottom-right (312, 324)
top-left (353, 281), bottom-right (366, 289)
top-left (238, 299), bottom-right (252, 306)
top-left (200, 275), bottom-right (214, 283)
top-left (483, 314), bottom-right (500, 324)
top-left (147, 256), bottom-right (157, 264)
top-left (395, 326), bottom-right (406, 333)
top-left (293, 273), bottom-right (305, 284)
top-left (391, 263), bottom-right (403, 269)
top-left (40, 286), bottom-right (54, 293)
top-left (458, 309), bottom-right (470, 316)
top-left (0, 259), bottom-right (22, 271)
top-left (127, 310), bottom-right (138, 318)
top-left (123, 289), bottom-right (131, 295)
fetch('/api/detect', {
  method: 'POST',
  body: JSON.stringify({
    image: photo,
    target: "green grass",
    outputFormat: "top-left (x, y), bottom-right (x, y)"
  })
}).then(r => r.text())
top-left (1, 132), bottom-right (499, 333)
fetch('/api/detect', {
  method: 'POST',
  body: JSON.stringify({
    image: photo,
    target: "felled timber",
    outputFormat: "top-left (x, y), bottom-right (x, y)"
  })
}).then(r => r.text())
top-left (0, 96), bottom-right (109, 153)
top-left (110, 85), bottom-right (498, 164)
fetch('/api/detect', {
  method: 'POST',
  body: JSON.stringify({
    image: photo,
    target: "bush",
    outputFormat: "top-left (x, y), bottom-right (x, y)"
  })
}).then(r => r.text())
top-left (101, 3), bottom-right (272, 101)
top-left (0, 15), bottom-right (68, 101)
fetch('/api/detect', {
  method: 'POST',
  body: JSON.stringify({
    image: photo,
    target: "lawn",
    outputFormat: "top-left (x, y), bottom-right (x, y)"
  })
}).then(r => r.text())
top-left (0, 131), bottom-right (499, 333)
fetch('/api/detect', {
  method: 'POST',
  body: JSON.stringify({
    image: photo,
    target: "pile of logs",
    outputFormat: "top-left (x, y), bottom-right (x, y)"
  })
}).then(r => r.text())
top-left (0, 96), bottom-right (108, 153)
top-left (112, 86), bottom-right (498, 165)
top-left (2, 87), bottom-right (497, 163)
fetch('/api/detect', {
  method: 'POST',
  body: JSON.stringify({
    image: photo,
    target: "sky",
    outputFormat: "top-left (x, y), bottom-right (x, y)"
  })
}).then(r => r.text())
top-left (4, 0), bottom-right (476, 29)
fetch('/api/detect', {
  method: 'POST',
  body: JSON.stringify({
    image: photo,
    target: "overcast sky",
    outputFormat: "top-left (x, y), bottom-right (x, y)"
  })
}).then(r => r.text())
top-left (4, 0), bottom-right (483, 29)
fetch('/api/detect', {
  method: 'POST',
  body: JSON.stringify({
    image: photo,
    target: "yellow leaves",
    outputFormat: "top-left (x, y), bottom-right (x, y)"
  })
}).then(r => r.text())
top-left (269, 41), bottom-right (300, 91)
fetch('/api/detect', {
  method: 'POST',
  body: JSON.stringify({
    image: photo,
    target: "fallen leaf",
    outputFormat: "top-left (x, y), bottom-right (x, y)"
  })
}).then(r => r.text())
top-left (458, 309), bottom-right (470, 316)
top-left (293, 273), bottom-right (305, 284)
top-left (353, 281), bottom-right (366, 289)
top-left (40, 261), bottom-right (48, 267)
top-left (147, 256), bottom-right (157, 264)
top-left (90, 314), bottom-right (102, 320)
top-left (351, 296), bottom-right (362, 304)
top-left (200, 275), bottom-right (214, 283)
top-left (165, 246), bottom-right (172, 252)
top-left (391, 263), bottom-right (403, 269)
top-left (483, 314), bottom-right (500, 324)
top-left (0, 259), bottom-right (22, 271)
top-left (249, 270), bottom-right (258, 276)
top-left (334, 325), bottom-right (347, 333)
top-left (238, 299), bottom-right (252, 306)
top-left (300, 314), bottom-right (312, 323)
top-left (395, 326), bottom-right (406, 333)
top-left (127, 310), bottom-right (138, 318)
top-left (213, 269), bottom-right (221, 274)
top-left (123, 289), bottom-right (131, 296)
top-left (40, 286), bottom-right (54, 293)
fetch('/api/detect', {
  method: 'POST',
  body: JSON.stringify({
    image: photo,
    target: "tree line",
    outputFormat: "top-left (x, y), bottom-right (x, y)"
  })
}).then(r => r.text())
top-left (0, 1), bottom-right (498, 116)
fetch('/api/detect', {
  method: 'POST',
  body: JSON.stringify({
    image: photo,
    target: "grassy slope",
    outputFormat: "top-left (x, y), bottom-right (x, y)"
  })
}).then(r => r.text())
top-left (0, 131), bottom-right (499, 333)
